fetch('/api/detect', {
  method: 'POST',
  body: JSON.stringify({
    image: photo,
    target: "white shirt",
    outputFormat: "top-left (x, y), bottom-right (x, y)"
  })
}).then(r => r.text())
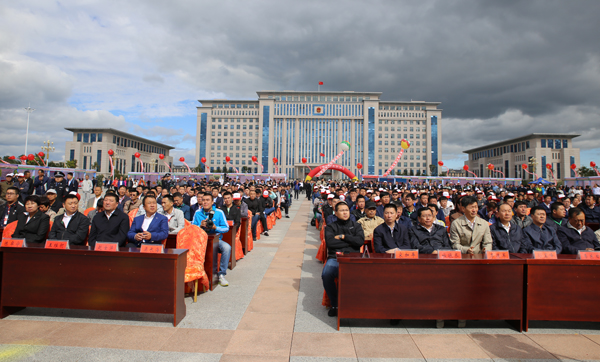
top-left (63, 212), bottom-right (75, 228)
top-left (422, 224), bottom-right (434, 233)
top-left (105, 210), bottom-right (115, 220)
top-left (142, 213), bottom-right (155, 231)
top-left (81, 179), bottom-right (93, 192)
top-left (190, 196), bottom-right (197, 206)
top-left (567, 222), bottom-right (586, 235)
top-left (466, 217), bottom-right (476, 230)
top-left (93, 196), bottom-right (101, 209)
top-left (501, 222), bottom-right (511, 233)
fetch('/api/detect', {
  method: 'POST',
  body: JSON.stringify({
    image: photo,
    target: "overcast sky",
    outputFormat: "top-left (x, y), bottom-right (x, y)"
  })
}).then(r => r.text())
top-left (1, 0), bottom-right (599, 169)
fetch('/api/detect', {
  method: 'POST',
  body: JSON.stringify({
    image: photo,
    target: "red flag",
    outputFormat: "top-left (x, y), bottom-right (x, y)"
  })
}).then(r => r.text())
top-left (320, 153), bottom-right (325, 157)
top-left (318, 81), bottom-right (323, 85)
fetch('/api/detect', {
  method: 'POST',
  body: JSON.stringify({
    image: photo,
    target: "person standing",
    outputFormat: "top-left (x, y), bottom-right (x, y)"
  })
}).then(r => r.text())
top-left (33, 170), bottom-right (49, 196)
top-left (48, 171), bottom-right (69, 208)
top-left (80, 174), bottom-right (93, 208)
top-left (66, 172), bottom-right (79, 193)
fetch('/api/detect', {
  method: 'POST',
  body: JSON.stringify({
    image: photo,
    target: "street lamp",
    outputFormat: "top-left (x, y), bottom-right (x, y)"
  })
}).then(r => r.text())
top-left (41, 140), bottom-right (54, 163)
top-left (150, 159), bottom-right (158, 173)
top-left (24, 104), bottom-right (35, 156)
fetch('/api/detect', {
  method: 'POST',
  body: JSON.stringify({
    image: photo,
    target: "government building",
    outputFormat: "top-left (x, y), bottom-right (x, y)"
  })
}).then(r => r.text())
top-left (463, 133), bottom-right (580, 181)
top-left (196, 90), bottom-right (443, 179)
top-left (65, 128), bottom-right (174, 175)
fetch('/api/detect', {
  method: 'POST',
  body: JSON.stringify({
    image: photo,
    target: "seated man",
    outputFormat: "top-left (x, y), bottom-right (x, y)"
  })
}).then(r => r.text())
top-left (39, 196), bottom-right (57, 222)
top-left (86, 185), bottom-right (104, 209)
top-left (12, 195), bottom-right (50, 244)
top-left (245, 189), bottom-right (269, 239)
top-left (127, 195), bottom-right (169, 247)
top-left (88, 198), bottom-right (103, 222)
top-left (88, 193), bottom-right (130, 247)
top-left (322, 201), bottom-right (365, 317)
top-left (409, 207), bottom-right (452, 254)
top-left (545, 202), bottom-right (568, 231)
top-left (262, 190), bottom-right (276, 216)
top-left (220, 191), bottom-right (241, 228)
top-left (375, 192), bottom-right (391, 218)
top-left (173, 192), bottom-right (192, 221)
top-left (428, 203), bottom-right (446, 226)
top-left (557, 207), bottom-right (600, 254)
top-left (123, 188), bottom-right (142, 214)
top-left (580, 195), bottom-right (600, 223)
top-left (193, 192), bottom-right (231, 287)
top-left (232, 193), bottom-right (248, 216)
top-left (478, 201), bottom-right (498, 224)
top-left (373, 203), bottom-right (410, 253)
top-left (351, 195), bottom-right (367, 220)
top-left (450, 196), bottom-right (493, 255)
top-left (0, 186), bottom-right (25, 228)
top-left (524, 206), bottom-right (562, 253)
top-left (357, 201), bottom-right (384, 240)
top-left (512, 200), bottom-right (533, 229)
top-left (490, 203), bottom-right (532, 253)
top-left (159, 195), bottom-right (185, 235)
top-left (49, 193), bottom-right (91, 246)
top-left (539, 195), bottom-right (553, 215)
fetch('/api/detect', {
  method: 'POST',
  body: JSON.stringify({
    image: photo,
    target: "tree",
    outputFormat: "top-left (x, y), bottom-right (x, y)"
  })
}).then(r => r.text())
top-left (395, 170), bottom-right (401, 175)
top-left (241, 166), bottom-right (248, 173)
top-left (410, 170), bottom-right (414, 176)
top-left (215, 167), bottom-right (221, 173)
top-left (577, 166), bottom-right (597, 177)
top-left (2, 156), bottom-right (19, 164)
top-left (194, 163), bottom-right (205, 172)
top-left (48, 161), bottom-right (65, 168)
top-left (429, 164), bottom-right (436, 176)
top-left (402, 169), bottom-right (408, 176)
top-left (440, 172), bottom-right (447, 177)
top-left (91, 162), bottom-right (99, 172)
top-left (66, 160), bottom-right (77, 169)
top-left (416, 170), bottom-right (421, 176)
top-left (422, 170), bottom-right (427, 176)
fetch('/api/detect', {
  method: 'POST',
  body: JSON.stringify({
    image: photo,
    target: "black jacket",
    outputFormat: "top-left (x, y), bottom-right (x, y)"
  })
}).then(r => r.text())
top-left (49, 211), bottom-right (91, 246)
top-left (48, 178), bottom-right (68, 205)
top-left (244, 197), bottom-right (263, 215)
top-left (409, 223), bottom-right (451, 254)
top-left (490, 221), bottom-right (532, 253)
top-left (12, 211), bottom-right (50, 244)
top-left (557, 225), bottom-right (600, 254)
top-left (523, 223), bottom-right (562, 253)
top-left (373, 222), bottom-right (410, 253)
top-left (324, 218), bottom-right (365, 259)
top-left (88, 208), bottom-right (130, 247)
top-left (0, 201), bottom-right (25, 228)
top-left (544, 216), bottom-right (568, 231)
top-left (220, 204), bottom-right (241, 227)
top-left (580, 205), bottom-right (600, 223)
top-left (322, 204), bottom-right (334, 221)
top-left (352, 208), bottom-right (366, 221)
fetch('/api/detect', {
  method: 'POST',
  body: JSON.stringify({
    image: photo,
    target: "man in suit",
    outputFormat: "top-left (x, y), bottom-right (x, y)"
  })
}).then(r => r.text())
top-left (87, 186), bottom-right (104, 210)
top-left (373, 203), bottom-right (410, 253)
top-left (23, 171), bottom-right (34, 196)
top-left (33, 170), bottom-right (49, 196)
top-left (159, 195), bottom-right (185, 235)
top-left (66, 172), bottom-right (79, 193)
top-left (0, 186), bottom-right (25, 228)
top-left (88, 193), bottom-right (130, 247)
top-left (545, 202), bottom-right (569, 231)
top-left (450, 195), bottom-right (493, 255)
top-left (524, 206), bottom-right (562, 253)
top-left (49, 193), bottom-right (90, 246)
top-left (409, 207), bottom-right (452, 254)
top-left (123, 189), bottom-right (142, 214)
top-left (127, 195), bottom-right (169, 247)
top-left (14, 173), bottom-right (30, 201)
top-left (12, 195), bottom-right (50, 244)
top-left (490, 203), bottom-right (532, 253)
top-left (212, 187), bottom-right (223, 208)
top-left (557, 207), bottom-right (600, 254)
top-left (116, 185), bottom-right (130, 211)
top-left (173, 192), bottom-right (192, 221)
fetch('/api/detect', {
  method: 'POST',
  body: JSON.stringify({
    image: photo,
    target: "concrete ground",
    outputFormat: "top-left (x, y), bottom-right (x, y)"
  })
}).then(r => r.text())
top-left (2, 199), bottom-right (600, 361)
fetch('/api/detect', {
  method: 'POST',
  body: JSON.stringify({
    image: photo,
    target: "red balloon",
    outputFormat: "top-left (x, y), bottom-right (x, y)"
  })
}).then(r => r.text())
top-left (438, 161), bottom-right (444, 166)
top-left (179, 157), bottom-right (185, 162)
top-left (201, 157), bottom-right (207, 163)
top-left (356, 163), bottom-right (363, 169)
top-left (8, 156), bottom-right (15, 160)
top-left (301, 157), bottom-right (307, 164)
top-left (570, 163), bottom-right (577, 170)
top-left (159, 154), bottom-right (165, 160)
top-left (463, 165), bottom-right (469, 171)
top-left (134, 152), bottom-right (141, 158)
top-left (272, 157), bottom-right (278, 164)
top-left (487, 164), bottom-right (494, 170)
top-left (521, 164), bottom-right (528, 170)
top-left (546, 163), bottom-right (552, 169)
top-left (108, 149), bottom-right (114, 156)
top-left (225, 156), bottom-right (231, 162)
top-left (591, 161), bottom-right (597, 168)
top-left (38, 152), bottom-right (45, 158)
top-left (20, 155), bottom-right (27, 161)
top-left (252, 156), bottom-right (257, 162)
top-left (27, 154), bottom-right (35, 161)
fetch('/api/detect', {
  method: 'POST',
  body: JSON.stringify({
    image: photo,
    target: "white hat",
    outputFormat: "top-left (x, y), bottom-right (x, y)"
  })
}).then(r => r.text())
top-left (5, 173), bottom-right (13, 177)
top-left (527, 190), bottom-right (534, 195)
top-left (327, 194), bottom-right (334, 199)
top-left (442, 192), bottom-right (449, 197)
top-left (233, 193), bottom-right (241, 200)
top-left (17, 173), bottom-right (24, 177)
top-left (339, 195), bottom-right (346, 201)
top-left (373, 196), bottom-right (380, 202)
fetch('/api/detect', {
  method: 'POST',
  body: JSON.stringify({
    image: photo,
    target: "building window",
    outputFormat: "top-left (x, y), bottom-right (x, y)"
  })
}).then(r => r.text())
top-left (69, 149), bottom-right (75, 161)
top-left (90, 133), bottom-right (96, 142)
top-left (83, 133), bottom-right (89, 143)
top-left (541, 139), bottom-right (546, 148)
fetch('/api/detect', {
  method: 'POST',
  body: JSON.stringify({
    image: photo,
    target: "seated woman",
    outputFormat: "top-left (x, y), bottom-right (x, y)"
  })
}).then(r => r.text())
top-left (127, 195), bottom-right (169, 248)
top-left (12, 195), bottom-right (50, 244)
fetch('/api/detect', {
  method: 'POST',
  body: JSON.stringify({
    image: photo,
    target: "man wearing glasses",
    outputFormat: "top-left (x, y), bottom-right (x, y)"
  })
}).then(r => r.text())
top-left (557, 207), bottom-right (600, 254)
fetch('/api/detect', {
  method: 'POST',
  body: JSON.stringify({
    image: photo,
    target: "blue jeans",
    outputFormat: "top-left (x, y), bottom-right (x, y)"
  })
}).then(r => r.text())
top-left (322, 258), bottom-right (339, 308)
top-left (251, 213), bottom-right (267, 238)
top-left (265, 207), bottom-right (275, 216)
top-left (218, 239), bottom-right (231, 276)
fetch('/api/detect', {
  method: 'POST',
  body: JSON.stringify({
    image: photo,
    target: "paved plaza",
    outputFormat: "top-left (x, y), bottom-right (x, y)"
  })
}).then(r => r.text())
top-left (2, 200), bottom-right (600, 361)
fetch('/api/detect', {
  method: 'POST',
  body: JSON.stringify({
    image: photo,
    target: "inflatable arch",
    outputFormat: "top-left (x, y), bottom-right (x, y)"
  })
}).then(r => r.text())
top-left (305, 164), bottom-right (359, 182)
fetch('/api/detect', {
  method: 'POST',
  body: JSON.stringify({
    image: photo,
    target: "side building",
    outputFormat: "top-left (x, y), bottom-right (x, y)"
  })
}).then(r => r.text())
top-left (65, 128), bottom-right (174, 176)
top-left (196, 90), bottom-right (443, 179)
top-left (463, 133), bottom-right (580, 181)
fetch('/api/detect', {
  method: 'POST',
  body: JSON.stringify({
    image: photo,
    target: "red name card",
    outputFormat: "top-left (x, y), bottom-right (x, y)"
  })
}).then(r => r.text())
top-left (437, 250), bottom-right (461, 259)
top-left (45, 240), bottom-right (69, 250)
top-left (1, 238), bottom-right (24, 248)
top-left (95, 242), bottom-right (119, 252)
top-left (140, 244), bottom-right (164, 254)
top-left (577, 251), bottom-right (600, 260)
top-left (485, 250), bottom-right (509, 259)
top-left (533, 250), bottom-right (557, 259)
top-left (395, 249), bottom-right (418, 259)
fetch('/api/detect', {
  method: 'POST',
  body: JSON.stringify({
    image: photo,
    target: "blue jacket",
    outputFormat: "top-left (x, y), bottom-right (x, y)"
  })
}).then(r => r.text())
top-left (176, 204), bottom-right (192, 221)
top-left (557, 224), bottom-right (600, 254)
top-left (544, 216), bottom-right (568, 231)
top-left (396, 215), bottom-right (413, 228)
top-left (373, 222), bottom-right (410, 253)
top-left (409, 223), bottom-right (451, 254)
top-left (326, 214), bottom-right (356, 225)
top-left (523, 223), bottom-right (562, 253)
top-left (192, 205), bottom-right (229, 241)
top-left (127, 213), bottom-right (169, 246)
top-left (33, 176), bottom-right (49, 195)
top-left (580, 205), bottom-right (600, 223)
top-left (490, 221), bottom-right (532, 253)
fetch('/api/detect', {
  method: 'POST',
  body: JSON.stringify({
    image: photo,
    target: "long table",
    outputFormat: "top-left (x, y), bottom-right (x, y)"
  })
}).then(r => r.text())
top-left (518, 254), bottom-right (600, 331)
top-left (337, 253), bottom-right (525, 331)
top-left (0, 244), bottom-right (187, 326)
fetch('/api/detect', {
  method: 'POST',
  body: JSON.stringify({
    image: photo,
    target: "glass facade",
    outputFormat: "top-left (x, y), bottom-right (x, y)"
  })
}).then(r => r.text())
top-left (97, 150), bottom-right (102, 172)
top-left (200, 113), bottom-right (207, 163)
top-left (262, 106), bottom-right (270, 173)
top-left (542, 156), bottom-right (546, 178)
top-left (571, 156), bottom-right (576, 177)
top-left (368, 107), bottom-right (375, 175)
top-left (69, 149), bottom-right (75, 161)
top-left (431, 116), bottom-right (438, 175)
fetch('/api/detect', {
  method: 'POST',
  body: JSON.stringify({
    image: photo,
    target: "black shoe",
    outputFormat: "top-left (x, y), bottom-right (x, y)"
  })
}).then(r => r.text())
top-left (285, 215), bottom-right (290, 218)
top-left (390, 319), bottom-right (400, 326)
top-left (328, 307), bottom-right (338, 317)
top-left (263, 232), bottom-right (269, 236)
